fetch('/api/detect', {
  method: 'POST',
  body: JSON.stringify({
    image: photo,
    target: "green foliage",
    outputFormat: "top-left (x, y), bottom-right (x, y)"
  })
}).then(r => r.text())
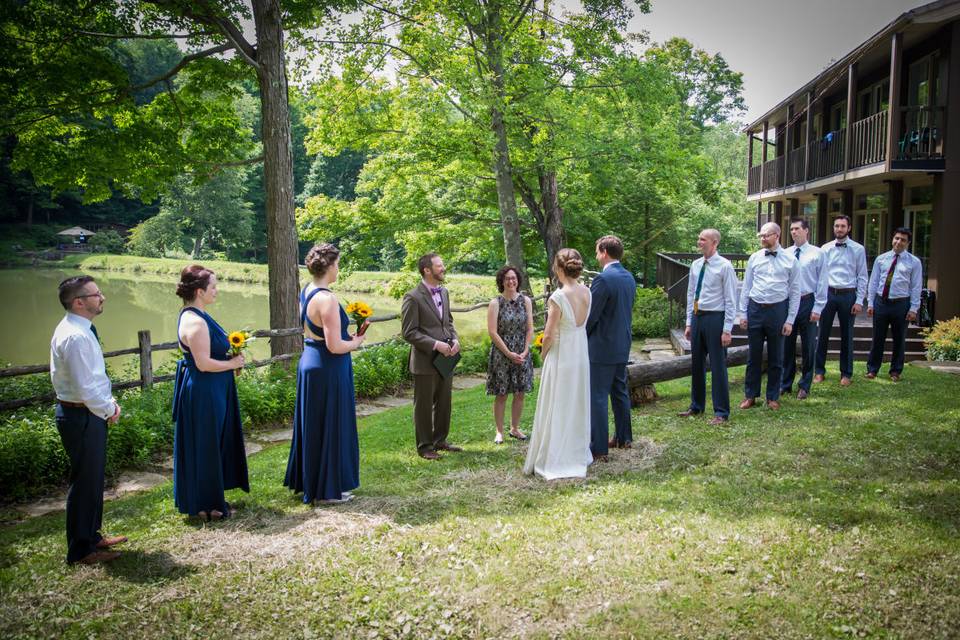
top-left (88, 229), bottom-right (125, 254)
top-left (923, 317), bottom-right (960, 362)
top-left (235, 361), bottom-right (298, 426)
top-left (352, 339), bottom-right (411, 398)
top-left (458, 337), bottom-right (491, 375)
top-left (631, 287), bottom-right (672, 340)
top-left (385, 272), bottom-right (422, 300)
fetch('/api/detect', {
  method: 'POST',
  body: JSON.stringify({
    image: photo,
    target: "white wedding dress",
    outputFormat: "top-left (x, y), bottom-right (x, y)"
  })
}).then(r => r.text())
top-left (523, 287), bottom-right (593, 480)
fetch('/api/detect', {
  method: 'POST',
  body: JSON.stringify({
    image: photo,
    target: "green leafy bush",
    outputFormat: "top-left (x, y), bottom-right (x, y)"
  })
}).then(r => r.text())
top-left (352, 339), bottom-right (411, 398)
top-left (631, 287), bottom-right (671, 340)
top-left (89, 229), bottom-right (126, 254)
top-left (923, 317), bottom-right (960, 362)
top-left (459, 336), bottom-right (491, 374)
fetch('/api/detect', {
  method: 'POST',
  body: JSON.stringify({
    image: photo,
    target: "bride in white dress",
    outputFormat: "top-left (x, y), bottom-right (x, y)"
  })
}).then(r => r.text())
top-left (523, 248), bottom-right (594, 480)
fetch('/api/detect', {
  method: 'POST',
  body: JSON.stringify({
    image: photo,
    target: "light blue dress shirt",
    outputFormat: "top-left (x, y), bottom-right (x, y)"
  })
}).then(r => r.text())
top-left (685, 254), bottom-right (739, 333)
top-left (739, 247), bottom-right (801, 324)
top-left (819, 238), bottom-right (868, 304)
top-left (867, 250), bottom-right (923, 313)
top-left (785, 242), bottom-right (827, 315)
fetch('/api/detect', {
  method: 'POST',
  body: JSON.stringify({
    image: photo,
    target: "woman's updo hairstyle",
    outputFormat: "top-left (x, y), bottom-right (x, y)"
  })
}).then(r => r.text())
top-left (305, 243), bottom-right (341, 277)
top-left (176, 265), bottom-right (215, 302)
top-left (554, 248), bottom-right (584, 279)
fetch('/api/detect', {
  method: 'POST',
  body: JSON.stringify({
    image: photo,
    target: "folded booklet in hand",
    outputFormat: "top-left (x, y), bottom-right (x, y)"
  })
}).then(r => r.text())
top-left (432, 351), bottom-right (461, 379)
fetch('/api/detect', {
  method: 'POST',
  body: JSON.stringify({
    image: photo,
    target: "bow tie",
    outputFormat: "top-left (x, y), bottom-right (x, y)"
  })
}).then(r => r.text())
top-left (765, 250), bottom-right (777, 257)
top-left (835, 242), bottom-right (847, 248)
top-left (430, 287), bottom-right (442, 295)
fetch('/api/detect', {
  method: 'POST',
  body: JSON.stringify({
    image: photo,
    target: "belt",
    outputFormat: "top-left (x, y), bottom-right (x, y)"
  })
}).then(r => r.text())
top-left (694, 309), bottom-right (723, 316)
top-left (58, 400), bottom-right (86, 409)
top-left (800, 293), bottom-right (814, 299)
top-left (881, 296), bottom-right (909, 303)
top-left (829, 287), bottom-right (856, 295)
top-left (749, 299), bottom-right (786, 309)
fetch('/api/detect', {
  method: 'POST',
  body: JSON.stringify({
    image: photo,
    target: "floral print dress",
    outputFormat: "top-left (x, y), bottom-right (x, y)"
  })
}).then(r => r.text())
top-left (486, 295), bottom-right (534, 395)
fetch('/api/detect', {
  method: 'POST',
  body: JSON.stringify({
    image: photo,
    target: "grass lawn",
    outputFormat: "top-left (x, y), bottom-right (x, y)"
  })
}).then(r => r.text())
top-left (2, 362), bottom-right (959, 638)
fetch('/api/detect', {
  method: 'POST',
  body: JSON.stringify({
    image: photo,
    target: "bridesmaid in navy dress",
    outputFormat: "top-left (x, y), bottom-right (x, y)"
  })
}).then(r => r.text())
top-left (285, 243), bottom-right (366, 504)
top-left (173, 265), bottom-right (249, 521)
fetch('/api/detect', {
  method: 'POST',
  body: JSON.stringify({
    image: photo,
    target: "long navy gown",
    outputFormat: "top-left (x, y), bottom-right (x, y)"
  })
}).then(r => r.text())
top-left (172, 307), bottom-right (249, 516)
top-left (284, 286), bottom-right (360, 502)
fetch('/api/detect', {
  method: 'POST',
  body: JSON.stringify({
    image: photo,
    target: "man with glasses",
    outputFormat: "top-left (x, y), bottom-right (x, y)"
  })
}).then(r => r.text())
top-left (865, 227), bottom-right (923, 382)
top-left (738, 222), bottom-right (800, 410)
top-left (814, 215), bottom-right (868, 387)
top-left (781, 218), bottom-right (826, 400)
top-left (50, 276), bottom-right (126, 565)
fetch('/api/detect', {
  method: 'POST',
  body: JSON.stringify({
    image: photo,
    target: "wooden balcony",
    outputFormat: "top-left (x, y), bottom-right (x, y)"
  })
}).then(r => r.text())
top-left (849, 111), bottom-right (888, 168)
top-left (786, 147), bottom-right (805, 186)
top-left (763, 156), bottom-right (784, 190)
top-left (892, 105), bottom-right (946, 170)
top-left (748, 164), bottom-right (762, 195)
top-left (809, 128), bottom-right (845, 180)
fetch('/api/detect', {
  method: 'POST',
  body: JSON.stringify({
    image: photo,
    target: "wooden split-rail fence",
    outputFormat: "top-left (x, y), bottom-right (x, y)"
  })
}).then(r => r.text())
top-left (0, 295), bottom-right (551, 412)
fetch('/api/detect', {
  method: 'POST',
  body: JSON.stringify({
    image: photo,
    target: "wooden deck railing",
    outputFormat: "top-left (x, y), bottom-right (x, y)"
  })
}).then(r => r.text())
top-left (849, 111), bottom-right (888, 168)
top-left (786, 146), bottom-right (806, 186)
top-left (747, 164), bottom-right (762, 195)
top-left (656, 252), bottom-right (749, 327)
top-left (762, 156), bottom-right (784, 190)
top-left (898, 105), bottom-right (945, 160)
top-left (809, 128), bottom-right (845, 180)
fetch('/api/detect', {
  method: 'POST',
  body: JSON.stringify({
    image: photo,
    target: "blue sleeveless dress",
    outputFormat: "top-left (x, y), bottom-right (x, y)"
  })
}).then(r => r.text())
top-left (284, 286), bottom-right (360, 502)
top-left (172, 307), bottom-right (250, 516)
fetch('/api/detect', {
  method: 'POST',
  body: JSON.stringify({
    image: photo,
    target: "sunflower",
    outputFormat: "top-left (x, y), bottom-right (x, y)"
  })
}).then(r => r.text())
top-left (533, 332), bottom-right (544, 348)
top-left (228, 331), bottom-right (246, 349)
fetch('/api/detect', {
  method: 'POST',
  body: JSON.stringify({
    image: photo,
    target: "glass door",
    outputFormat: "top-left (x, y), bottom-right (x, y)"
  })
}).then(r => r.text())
top-left (904, 206), bottom-right (931, 282)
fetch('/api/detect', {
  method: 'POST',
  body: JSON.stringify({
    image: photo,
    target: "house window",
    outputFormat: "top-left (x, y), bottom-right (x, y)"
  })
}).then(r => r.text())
top-left (910, 185), bottom-right (933, 206)
top-left (799, 201), bottom-right (819, 245)
top-left (854, 191), bottom-right (888, 259)
top-left (829, 101), bottom-right (847, 132)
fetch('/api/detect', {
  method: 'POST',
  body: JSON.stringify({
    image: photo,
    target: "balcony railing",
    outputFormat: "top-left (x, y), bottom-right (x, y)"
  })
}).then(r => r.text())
top-left (763, 156), bottom-right (784, 190)
top-left (849, 111), bottom-right (888, 168)
top-left (809, 128), bottom-right (845, 180)
top-left (898, 105), bottom-right (945, 160)
top-left (748, 164), bottom-right (762, 194)
top-left (786, 146), bottom-right (805, 186)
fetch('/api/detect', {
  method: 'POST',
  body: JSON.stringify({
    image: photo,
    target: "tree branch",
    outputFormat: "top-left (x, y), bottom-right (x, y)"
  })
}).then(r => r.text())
top-left (73, 30), bottom-right (216, 39)
top-left (130, 43), bottom-right (235, 92)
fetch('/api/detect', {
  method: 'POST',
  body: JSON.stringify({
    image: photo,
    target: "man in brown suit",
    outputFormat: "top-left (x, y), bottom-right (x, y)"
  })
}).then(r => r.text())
top-left (401, 253), bottom-right (462, 460)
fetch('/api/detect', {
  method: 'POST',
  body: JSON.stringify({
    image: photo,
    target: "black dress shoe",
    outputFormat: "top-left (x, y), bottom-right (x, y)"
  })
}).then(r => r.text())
top-left (419, 450), bottom-right (442, 460)
top-left (436, 443), bottom-right (463, 452)
top-left (677, 409), bottom-right (703, 418)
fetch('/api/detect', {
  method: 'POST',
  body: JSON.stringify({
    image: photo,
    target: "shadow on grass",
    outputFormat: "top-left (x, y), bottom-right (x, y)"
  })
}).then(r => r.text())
top-left (105, 549), bottom-right (195, 584)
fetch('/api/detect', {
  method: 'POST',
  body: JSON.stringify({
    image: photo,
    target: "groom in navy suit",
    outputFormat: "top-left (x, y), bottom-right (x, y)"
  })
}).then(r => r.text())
top-left (586, 236), bottom-right (636, 461)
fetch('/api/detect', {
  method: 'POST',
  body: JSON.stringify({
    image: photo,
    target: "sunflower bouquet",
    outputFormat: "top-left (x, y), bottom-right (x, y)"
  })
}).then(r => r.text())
top-left (227, 329), bottom-right (255, 375)
top-left (344, 300), bottom-right (374, 334)
top-left (533, 331), bottom-right (545, 351)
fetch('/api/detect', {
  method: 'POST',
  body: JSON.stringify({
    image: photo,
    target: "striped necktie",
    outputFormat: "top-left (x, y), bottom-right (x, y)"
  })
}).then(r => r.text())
top-left (881, 254), bottom-right (900, 301)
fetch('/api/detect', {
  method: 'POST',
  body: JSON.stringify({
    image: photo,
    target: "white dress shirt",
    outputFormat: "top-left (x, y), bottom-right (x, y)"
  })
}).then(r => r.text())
top-left (785, 242), bottom-right (827, 315)
top-left (686, 254), bottom-right (739, 333)
top-left (867, 249), bottom-right (923, 313)
top-left (602, 260), bottom-right (620, 271)
top-left (50, 313), bottom-right (115, 420)
top-left (739, 247), bottom-right (801, 323)
top-left (820, 237), bottom-right (869, 303)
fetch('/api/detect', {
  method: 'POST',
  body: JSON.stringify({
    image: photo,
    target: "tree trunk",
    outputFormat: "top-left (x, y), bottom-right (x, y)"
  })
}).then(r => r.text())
top-left (25, 197), bottom-right (33, 226)
top-left (192, 235), bottom-right (203, 258)
top-left (253, 0), bottom-right (301, 357)
top-left (538, 168), bottom-right (565, 279)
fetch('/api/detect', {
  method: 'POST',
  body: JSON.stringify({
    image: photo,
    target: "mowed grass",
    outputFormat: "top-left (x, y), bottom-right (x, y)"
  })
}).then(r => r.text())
top-left (1, 362), bottom-right (959, 638)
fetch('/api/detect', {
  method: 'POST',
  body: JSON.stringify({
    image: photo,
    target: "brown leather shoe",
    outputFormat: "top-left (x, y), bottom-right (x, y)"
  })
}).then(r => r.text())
top-left (840, 377), bottom-right (852, 387)
top-left (739, 398), bottom-right (756, 409)
top-left (436, 443), bottom-right (462, 452)
top-left (677, 409), bottom-right (703, 418)
top-left (77, 550), bottom-right (121, 565)
top-left (796, 389), bottom-right (808, 400)
top-left (766, 400), bottom-right (781, 410)
top-left (890, 373), bottom-right (901, 382)
top-left (591, 454), bottom-right (608, 463)
top-left (865, 371), bottom-right (877, 379)
top-left (419, 450), bottom-right (442, 460)
top-left (708, 416), bottom-right (728, 425)
top-left (95, 535), bottom-right (127, 549)
top-left (813, 374), bottom-right (825, 383)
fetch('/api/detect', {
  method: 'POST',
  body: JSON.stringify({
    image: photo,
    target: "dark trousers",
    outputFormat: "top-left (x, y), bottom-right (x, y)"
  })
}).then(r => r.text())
top-left (745, 299), bottom-right (788, 402)
top-left (589, 362), bottom-right (632, 455)
top-left (781, 294), bottom-right (817, 394)
top-left (816, 289), bottom-right (857, 378)
top-left (55, 404), bottom-right (106, 564)
top-left (689, 311), bottom-right (730, 418)
top-left (867, 295), bottom-right (910, 375)
top-left (413, 372), bottom-right (453, 453)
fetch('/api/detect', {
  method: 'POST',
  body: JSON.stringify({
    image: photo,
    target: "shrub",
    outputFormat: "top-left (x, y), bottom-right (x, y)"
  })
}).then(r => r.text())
top-left (352, 339), bottom-right (411, 398)
top-left (459, 336), bottom-right (491, 374)
top-left (385, 272), bottom-right (422, 300)
top-left (89, 229), bottom-right (125, 254)
top-left (923, 317), bottom-right (960, 362)
top-left (631, 287), bottom-right (671, 340)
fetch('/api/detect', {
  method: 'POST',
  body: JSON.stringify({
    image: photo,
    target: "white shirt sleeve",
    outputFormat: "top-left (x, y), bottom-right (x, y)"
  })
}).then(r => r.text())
top-left (66, 335), bottom-right (115, 420)
top-left (686, 262), bottom-right (696, 328)
top-left (855, 245), bottom-right (869, 304)
top-left (786, 258), bottom-right (801, 324)
top-left (867, 256), bottom-right (882, 308)
top-left (813, 252), bottom-right (827, 315)
top-left (910, 256), bottom-right (923, 313)
top-left (738, 255), bottom-right (754, 320)
top-left (723, 262), bottom-right (738, 333)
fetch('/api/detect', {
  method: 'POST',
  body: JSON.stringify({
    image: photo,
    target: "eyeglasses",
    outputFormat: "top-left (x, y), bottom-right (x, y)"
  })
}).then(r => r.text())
top-left (757, 232), bottom-right (775, 239)
top-left (73, 292), bottom-right (104, 301)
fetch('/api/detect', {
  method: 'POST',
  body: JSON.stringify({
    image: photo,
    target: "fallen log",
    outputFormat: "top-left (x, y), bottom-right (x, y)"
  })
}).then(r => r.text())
top-left (626, 345), bottom-right (757, 388)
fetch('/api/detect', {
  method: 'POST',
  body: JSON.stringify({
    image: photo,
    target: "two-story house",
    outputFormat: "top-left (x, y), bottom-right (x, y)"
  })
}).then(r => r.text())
top-left (745, 0), bottom-right (960, 321)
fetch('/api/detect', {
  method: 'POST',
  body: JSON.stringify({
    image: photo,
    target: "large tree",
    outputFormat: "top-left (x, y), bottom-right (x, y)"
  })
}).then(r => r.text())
top-left (2, 0), bottom-right (353, 355)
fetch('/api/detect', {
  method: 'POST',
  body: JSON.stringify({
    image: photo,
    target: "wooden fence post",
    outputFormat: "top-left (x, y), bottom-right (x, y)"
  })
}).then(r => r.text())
top-left (138, 330), bottom-right (153, 390)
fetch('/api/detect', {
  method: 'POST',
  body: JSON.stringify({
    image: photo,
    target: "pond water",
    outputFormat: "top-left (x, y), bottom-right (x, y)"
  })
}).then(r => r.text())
top-left (0, 268), bottom-right (489, 367)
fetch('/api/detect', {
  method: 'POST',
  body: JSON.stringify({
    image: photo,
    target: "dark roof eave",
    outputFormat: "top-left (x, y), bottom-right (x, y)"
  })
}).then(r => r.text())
top-left (743, 0), bottom-right (960, 133)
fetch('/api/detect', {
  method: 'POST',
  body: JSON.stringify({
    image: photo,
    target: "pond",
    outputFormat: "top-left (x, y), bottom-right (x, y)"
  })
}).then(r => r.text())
top-left (0, 268), bottom-right (489, 368)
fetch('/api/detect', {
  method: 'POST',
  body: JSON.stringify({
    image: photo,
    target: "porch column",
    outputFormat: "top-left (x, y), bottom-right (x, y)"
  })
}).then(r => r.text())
top-left (804, 92), bottom-right (813, 183)
top-left (844, 63), bottom-right (857, 172)
top-left (841, 189), bottom-right (854, 243)
top-left (885, 32), bottom-right (903, 169)
top-left (756, 201), bottom-right (763, 232)
top-left (928, 21), bottom-right (960, 320)
top-left (773, 201), bottom-right (784, 240)
top-left (817, 193), bottom-right (829, 244)
top-left (887, 180), bottom-right (904, 232)
top-left (788, 198), bottom-right (800, 221)
top-left (761, 120), bottom-right (769, 191)
top-left (784, 105), bottom-right (794, 185)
